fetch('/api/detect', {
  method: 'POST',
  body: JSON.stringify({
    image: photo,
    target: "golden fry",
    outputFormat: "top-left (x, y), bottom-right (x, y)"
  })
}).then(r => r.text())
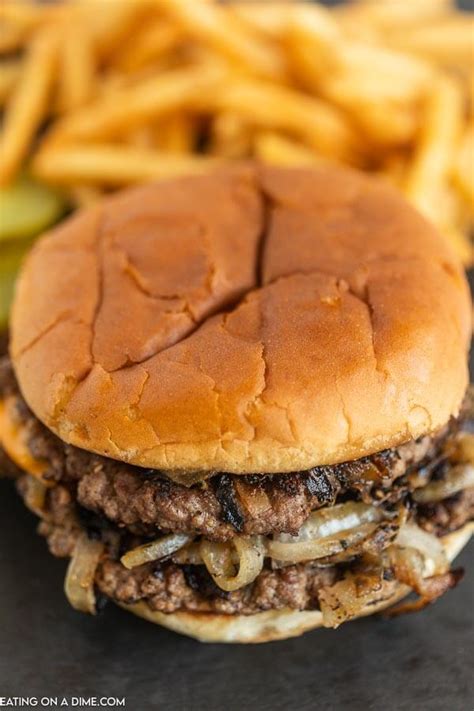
top-left (253, 132), bottom-right (323, 167)
top-left (0, 2), bottom-right (44, 25)
top-left (0, 2), bottom-right (44, 53)
top-left (0, 60), bottom-right (22, 106)
top-left (125, 126), bottom-right (158, 150)
top-left (209, 113), bottom-right (252, 159)
top-left (57, 19), bottom-right (95, 112)
top-left (336, 0), bottom-right (451, 37)
top-left (52, 65), bottom-right (225, 141)
top-left (32, 145), bottom-right (220, 187)
top-left (287, 8), bottom-right (433, 146)
top-left (453, 128), bottom-right (474, 207)
top-left (200, 78), bottom-right (361, 163)
top-left (404, 76), bottom-right (464, 223)
top-left (75, 0), bottom-right (146, 61)
top-left (0, 21), bottom-right (29, 54)
top-left (0, 28), bottom-right (58, 186)
top-left (113, 22), bottom-right (182, 73)
top-left (443, 224), bottom-right (473, 265)
top-left (230, 3), bottom-right (292, 39)
top-left (387, 17), bottom-right (474, 68)
top-left (155, 0), bottom-right (287, 80)
top-left (157, 114), bottom-right (197, 154)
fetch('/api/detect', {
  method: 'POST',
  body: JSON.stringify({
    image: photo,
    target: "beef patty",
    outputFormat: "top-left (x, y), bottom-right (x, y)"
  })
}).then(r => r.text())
top-left (0, 356), bottom-right (466, 542)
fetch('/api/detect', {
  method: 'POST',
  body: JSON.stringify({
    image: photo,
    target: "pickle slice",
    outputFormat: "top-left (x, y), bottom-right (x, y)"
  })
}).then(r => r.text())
top-left (0, 241), bottom-right (33, 330)
top-left (0, 175), bottom-right (65, 243)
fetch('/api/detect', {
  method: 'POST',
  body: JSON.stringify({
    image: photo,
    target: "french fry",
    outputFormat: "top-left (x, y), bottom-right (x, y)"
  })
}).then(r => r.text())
top-left (287, 6), bottom-right (433, 146)
top-left (32, 145), bottom-right (220, 187)
top-left (403, 76), bottom-right (464, 224)
top-left (253, 132), bottom-right (323, 167)
top-left (378, 152), bottom-right (410, 187)
top-left (453, 128), bottom-right (474, 207)
top-left (155, 0), bottom-right (287, 80)
top-left (335, 0), bottom-right (451, 39)
top-left (112, 21), bottom-right (182, 73)
top-left (0, 21), bottom-right (29, 54)
top-left (52, 65), bottom-right (225, 141)
top-left (127, 116), bottom-right (197, 154)
top-left (209, 113), bottom-right (252, 159)
top-left (126, 126), bottom-right (157, 151)
top-left (157, 114), bottom-right (197, 154)
top-left (0, 2), bottom-right (44, 24)
top-left (200, 78), bottom-right (361, 164)
top-left (0, 28), bottom-right (58, 185)
top-left (230, 3), bottom-right (292, 39)
top-left (0, 60), bottom-right (22, 106)
top-left (57, 19), bottom-right (95, 112)
top-left (444, 228), bottom-right (472, 265)
top-left (0, 2), bottom-right (44, 53)
top-left (74, 0), bottom-right (147, 62)
top-left (386, 17), bottom-right (474, 68)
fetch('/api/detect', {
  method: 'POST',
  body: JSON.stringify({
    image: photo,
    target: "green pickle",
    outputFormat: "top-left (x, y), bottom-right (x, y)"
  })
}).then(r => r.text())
top-left (0, 241), bottom-right (33, 330)
top-left (0, 174), bottom-right (65, 243)
top-left (0, 175), bottom-right (66, 329)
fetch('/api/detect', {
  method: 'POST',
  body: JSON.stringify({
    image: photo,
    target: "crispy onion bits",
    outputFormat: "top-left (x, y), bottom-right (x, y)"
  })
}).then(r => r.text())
top-left (318, 521), bottom-right (459, 627)
top-left (121, 533), bottom-right (193, 570)
top-left (318, 572), bottom-right (391, 629)
top-left (200, 536), bottom-right (265, 592)
top-left (64, 532), bottom-right (104, 614)
top-left (413, 464), bottom-right (474, 504)
top-left (267, 502), bottom-right (385, 564)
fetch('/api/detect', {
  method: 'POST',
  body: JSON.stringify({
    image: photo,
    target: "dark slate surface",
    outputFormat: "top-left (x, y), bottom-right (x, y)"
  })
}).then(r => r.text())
top-left (0, 481), bottom-right (472, 710)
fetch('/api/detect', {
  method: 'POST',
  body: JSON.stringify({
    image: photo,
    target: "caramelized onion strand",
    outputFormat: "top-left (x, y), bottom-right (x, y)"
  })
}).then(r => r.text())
top-left (121, 533), bottom-right (193, 570)
top-left (64, 533), bottom-right (104, 614)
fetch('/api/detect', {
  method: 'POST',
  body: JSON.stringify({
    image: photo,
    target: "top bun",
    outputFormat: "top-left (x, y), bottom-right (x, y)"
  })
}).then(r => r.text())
top-left (10, 164), bottom-right (471, 474)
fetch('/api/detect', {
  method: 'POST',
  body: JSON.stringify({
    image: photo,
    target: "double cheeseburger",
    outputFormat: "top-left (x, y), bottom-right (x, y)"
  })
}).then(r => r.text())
top-left (1, 165), bottom-right (473, 643)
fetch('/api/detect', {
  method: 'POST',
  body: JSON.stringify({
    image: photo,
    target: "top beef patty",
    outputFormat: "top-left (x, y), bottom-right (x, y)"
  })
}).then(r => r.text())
top-left (1, 356), bottom-right (468, 542)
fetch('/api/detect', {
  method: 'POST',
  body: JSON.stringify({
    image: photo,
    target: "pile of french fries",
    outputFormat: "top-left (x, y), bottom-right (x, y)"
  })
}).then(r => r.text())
top-left (0, 0), bottom-right (473, 264)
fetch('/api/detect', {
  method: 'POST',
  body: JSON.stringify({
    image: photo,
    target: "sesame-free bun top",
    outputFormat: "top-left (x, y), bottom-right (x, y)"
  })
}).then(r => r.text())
top-left (10, 164), bottom-right (471, 476)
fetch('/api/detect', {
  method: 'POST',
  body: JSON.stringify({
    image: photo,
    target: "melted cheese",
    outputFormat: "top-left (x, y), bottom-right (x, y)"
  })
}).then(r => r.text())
top-left (0, 397), bottom-right (49, 481)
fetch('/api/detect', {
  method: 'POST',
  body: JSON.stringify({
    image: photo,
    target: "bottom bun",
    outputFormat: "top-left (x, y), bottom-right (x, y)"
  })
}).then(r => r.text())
top-left (118, 524), bottom-right (473, 643)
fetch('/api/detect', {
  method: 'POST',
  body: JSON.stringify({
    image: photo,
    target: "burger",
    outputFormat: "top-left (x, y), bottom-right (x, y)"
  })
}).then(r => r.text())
top-left (0, 164), bottom-right (473, 643)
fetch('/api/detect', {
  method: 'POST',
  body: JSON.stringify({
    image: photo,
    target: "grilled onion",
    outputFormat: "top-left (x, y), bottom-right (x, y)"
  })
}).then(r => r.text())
top-left (385, 523), bottom-right (455, 615)
top-left (319, 572), bottom-right (393, 628)
top-left (234, 481), bottom-right (271, 516)
top-left (64, 532), bottom-right (104, 614)
top-left (172, 542), bottom-right (205, 566)
top-left (267, 502), bottom-right (385, 563)
top-left (413, 464), bottom-right (474, 504)
top-left (394, 522), bottom-right (447, 575)
top-left (121, 533), bottom-right (192, 570)
top-left (200, 536), bottom-right (265, 592)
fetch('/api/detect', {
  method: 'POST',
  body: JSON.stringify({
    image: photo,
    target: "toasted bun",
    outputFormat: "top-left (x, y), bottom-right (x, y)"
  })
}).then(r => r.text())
top-left (121, 524), bottom-right (473, 643)
top-left (10, 165), bottom-right (471, 473)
